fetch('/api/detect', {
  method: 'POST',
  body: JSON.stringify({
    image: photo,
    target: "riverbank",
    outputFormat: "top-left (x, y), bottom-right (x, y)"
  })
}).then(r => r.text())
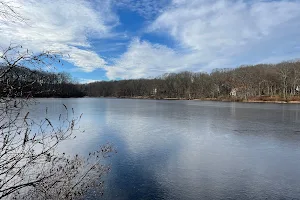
top-left (107, 95), bottom-right (300, 104)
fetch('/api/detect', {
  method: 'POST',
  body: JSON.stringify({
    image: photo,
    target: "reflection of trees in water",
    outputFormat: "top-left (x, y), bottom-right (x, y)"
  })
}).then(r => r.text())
top-left (97, 131), bottom-right (176, 200)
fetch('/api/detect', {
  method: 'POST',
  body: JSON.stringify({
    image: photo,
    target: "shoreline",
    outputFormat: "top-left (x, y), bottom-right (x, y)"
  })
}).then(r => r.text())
top-left (32, 96), bottom-right (300, 104)
top-left (93, 96), bottom-right (300, 104)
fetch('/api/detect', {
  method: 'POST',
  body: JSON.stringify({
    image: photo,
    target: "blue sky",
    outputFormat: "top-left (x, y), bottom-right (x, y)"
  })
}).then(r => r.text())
top-left (1, 0), bottom-right (300, 83)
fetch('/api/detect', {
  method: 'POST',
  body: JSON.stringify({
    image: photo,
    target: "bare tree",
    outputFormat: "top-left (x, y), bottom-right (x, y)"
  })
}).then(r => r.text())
top-left (0, 45), bottom-right (115, 199)
top-left (0, 1), bottom-right (25, 23)
top-left (277, 62), bottom-right (291, 100)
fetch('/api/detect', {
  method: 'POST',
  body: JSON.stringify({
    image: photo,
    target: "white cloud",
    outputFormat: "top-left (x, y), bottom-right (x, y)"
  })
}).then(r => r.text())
top-left (105, 38), bottom-right (195, 79)
top-left (151, 0), bottom-right (300, 50)
top-left (105, 37), bottom-right (235, 79)
top-left (114, 0), bottom-right (170, 19)
top-left (77, 78), bottom-right (102, 84)
top-left (2, 0), bottom-right (300, 79)
top-left (0, 0), bottom-right (117, 72)
top-left (107, 0), bottom-right (300, 79)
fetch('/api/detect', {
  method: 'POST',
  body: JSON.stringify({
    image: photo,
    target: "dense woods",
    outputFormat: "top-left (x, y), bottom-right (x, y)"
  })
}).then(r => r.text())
top-left (0, 66), bottom-right (84, 98)
top-left (83, 61), bottom-right (300, 101)
top-left (2, 60), bottom-right (300, 102)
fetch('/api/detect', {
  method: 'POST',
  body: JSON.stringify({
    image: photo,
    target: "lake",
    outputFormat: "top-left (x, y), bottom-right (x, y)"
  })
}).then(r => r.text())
top-left (29, 98), bottom-right (300, 200)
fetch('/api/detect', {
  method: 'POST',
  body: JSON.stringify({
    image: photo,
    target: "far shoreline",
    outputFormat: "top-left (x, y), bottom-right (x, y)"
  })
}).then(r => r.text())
top-left (82, 96), bottom-right (300, 104)
top-left (33, 96), bottom-right (300, 104)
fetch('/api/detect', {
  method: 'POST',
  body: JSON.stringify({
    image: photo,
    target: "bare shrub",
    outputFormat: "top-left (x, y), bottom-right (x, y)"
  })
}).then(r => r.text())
top-left (0, 45), bottom-right (115, 199)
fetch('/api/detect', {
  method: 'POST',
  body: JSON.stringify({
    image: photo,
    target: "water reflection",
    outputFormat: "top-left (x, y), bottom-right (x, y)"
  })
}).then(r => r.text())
top-left (30, 98), bottom-right (300, 199)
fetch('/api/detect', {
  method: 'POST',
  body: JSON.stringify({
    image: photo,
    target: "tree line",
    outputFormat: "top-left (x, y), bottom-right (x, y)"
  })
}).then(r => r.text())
top-left (82, 60), bottom-right (300, 101)
top-left (2, 60), bottom-right (300, 101)
top-left (0, 65), bottom-right (84, 98)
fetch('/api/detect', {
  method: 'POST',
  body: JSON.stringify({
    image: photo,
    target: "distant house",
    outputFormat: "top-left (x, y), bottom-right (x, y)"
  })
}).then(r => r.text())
top-left (151, 88), bottom-right (157, 96)
top-left (230, 87), bottom-right (249, 98)
top-left (230, 88), bottom-right (238, 97)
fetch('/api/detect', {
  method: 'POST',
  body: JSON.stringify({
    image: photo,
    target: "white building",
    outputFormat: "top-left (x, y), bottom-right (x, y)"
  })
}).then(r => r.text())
top-left (230, 88), bottom-right (238, 96)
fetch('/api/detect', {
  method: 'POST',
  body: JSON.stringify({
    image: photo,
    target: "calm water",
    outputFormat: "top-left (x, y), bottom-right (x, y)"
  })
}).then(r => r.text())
top-left (29, 98), bottom-right (300, 200)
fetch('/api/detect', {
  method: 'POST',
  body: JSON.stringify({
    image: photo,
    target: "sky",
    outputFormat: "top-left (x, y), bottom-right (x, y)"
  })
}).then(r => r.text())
top-left (1, 0), bottom-right (300, 83)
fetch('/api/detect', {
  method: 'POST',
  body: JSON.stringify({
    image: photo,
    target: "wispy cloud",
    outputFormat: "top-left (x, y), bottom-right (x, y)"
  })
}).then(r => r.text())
top-left (105, 38), bottom-right (182, 79)
top-left (108, 0), bottom-right (300, 79)
top-left (150, 0), bottom-right (300, 50)
top-left (77, 78), bottom-right (102, 84)
top-left (0, 0), bottom-right (118, 72)
top-left (2, 0), bottom-right (300, 79)
top-left (114, 0), bottom-right (171, 19)
top-left (105, 38), bottom-right (234, 79)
